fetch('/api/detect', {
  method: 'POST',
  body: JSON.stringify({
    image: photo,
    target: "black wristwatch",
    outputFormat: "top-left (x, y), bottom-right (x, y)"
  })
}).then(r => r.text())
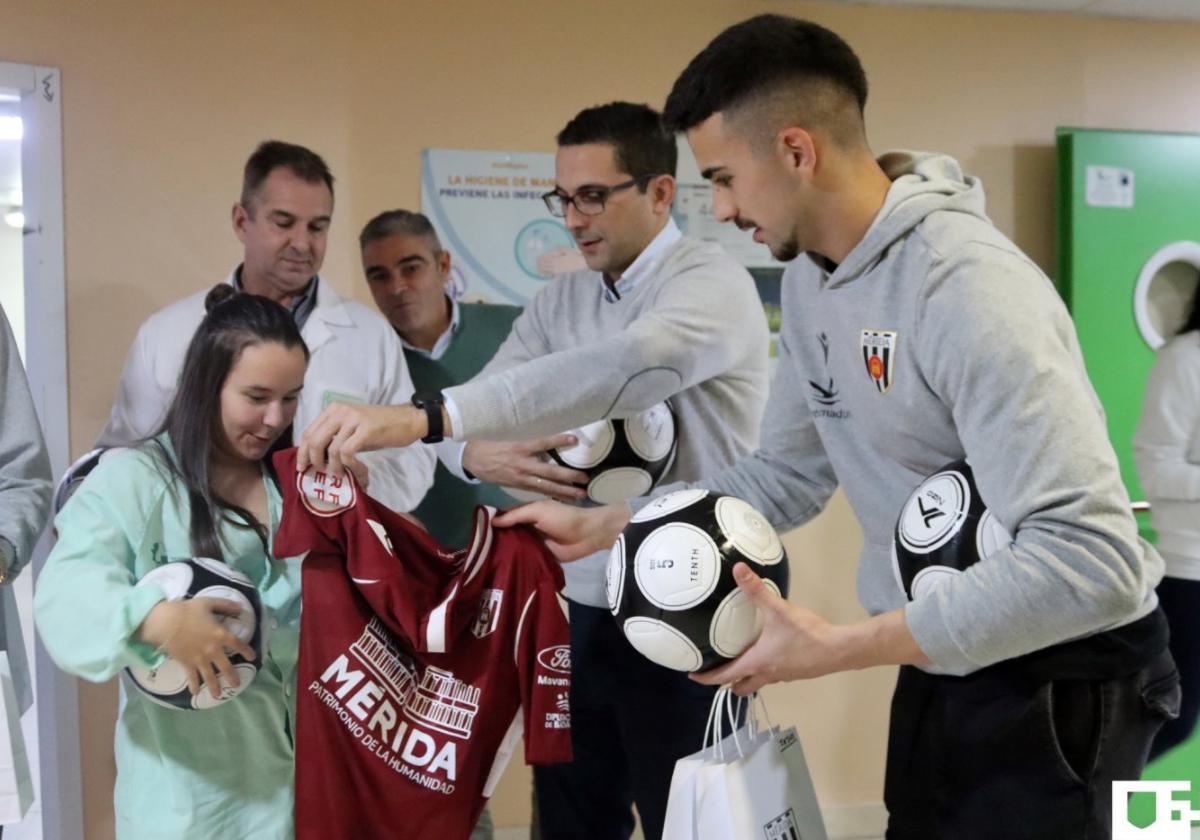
top-left (411, 391), bottom-right (446, 444)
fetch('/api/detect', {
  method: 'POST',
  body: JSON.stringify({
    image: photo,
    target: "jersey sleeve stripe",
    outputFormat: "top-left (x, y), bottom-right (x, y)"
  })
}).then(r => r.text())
top-left (425, 581), bottom-right (458, 653)
top-left (462, 507), bottom-right (495, 586)
top-left (513, 589), bottom-right (538, 665)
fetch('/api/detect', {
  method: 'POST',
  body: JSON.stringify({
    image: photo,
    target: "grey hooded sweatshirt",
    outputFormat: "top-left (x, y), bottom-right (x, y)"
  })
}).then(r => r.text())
top-left (658, 151), bottom-right (1161, 676)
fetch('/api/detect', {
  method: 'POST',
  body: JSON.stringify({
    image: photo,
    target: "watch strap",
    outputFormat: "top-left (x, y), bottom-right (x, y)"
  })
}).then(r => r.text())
top-left (412, 392), bottom-right (446, 444)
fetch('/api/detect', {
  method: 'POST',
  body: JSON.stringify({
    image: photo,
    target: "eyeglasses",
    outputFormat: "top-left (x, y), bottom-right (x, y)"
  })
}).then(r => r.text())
top-left (542, 174), bottom-right (662, 217)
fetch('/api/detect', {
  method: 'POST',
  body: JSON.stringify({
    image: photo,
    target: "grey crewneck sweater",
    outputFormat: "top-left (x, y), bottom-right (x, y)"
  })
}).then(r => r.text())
top-left (446, 234), bottom-right (770, 604)
top-left (646, 151), bottom-right (1161, 676)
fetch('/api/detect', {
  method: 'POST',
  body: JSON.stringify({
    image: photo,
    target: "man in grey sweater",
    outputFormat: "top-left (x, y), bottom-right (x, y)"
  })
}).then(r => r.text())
top-left (301, 102), bottom-right (769, 838)
top-left (493, 16), bottom-right (1179, 840)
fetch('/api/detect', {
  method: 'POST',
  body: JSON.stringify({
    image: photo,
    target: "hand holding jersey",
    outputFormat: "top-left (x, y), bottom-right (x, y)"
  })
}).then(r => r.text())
top-left (298, 400), bottom-right (428, 478)
top-left (297, 390), bottom-right (590, 506)
top-left (494, 500), bottom-right (630, 562)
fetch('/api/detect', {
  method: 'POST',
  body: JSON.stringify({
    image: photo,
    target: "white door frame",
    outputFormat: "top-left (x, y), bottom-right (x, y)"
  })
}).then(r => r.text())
top-left (0, 60), bottom-right (80, 840)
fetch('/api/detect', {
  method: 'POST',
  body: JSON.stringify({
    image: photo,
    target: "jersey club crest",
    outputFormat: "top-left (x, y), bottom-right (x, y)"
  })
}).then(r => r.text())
top-left (298, 465), bottom-right (357, 517)
top-left (471, 588), bottom-right (504, 639)
top-left (861, 329), bottom-right (898, 394)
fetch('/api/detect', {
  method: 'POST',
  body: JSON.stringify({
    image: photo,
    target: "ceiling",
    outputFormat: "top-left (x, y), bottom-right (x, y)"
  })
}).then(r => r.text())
top-left (831, 0), bottom-right (1200, 21)
top-left (0, 1), bottom-right (1194, 215)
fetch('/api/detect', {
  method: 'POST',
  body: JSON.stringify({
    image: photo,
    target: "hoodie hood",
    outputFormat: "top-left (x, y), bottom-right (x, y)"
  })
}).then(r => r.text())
top-left (823, 151), bottom-right (991, 288)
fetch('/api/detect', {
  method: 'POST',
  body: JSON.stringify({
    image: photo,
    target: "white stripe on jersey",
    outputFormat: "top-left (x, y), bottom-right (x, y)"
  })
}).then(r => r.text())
top-left (463, 507), bottom-right (496, 586)
top-left (513, 589), bottom-right (538, 665)
top-left (481, 712), bottom-right (523, 798)
top-left (426, 582), bottom-right (456, 653)
top-left (425, 507), bottom-right (496, 652)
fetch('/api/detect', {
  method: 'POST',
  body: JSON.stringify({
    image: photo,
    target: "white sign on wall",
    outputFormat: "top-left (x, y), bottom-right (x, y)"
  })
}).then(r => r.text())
top-left (1085, 164), bottom-right (1135, 209)
top-left (420, 148), bottom-right (584, 305)
top-left (420, 144), bottom-right (784, 313)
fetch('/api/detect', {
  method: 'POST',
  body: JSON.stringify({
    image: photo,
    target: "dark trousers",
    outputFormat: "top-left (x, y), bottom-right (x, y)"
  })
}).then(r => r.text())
top-left (1149, 576), bottom-right (1200, 761)
top-left (884, 647), bottom-right (1180, 839)
top-left (534, 602), bottom-right (719, 840)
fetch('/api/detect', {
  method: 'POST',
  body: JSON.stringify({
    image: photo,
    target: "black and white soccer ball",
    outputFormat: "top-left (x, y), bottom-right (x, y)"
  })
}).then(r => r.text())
top-left (507, 401), bottom-right (678, 506)
top-left (606, 489), bottom-right (789, 672)
top-left (126, 558), bottom-right (265, 710)
top-left (891, 459), bottom-right (1013, 601)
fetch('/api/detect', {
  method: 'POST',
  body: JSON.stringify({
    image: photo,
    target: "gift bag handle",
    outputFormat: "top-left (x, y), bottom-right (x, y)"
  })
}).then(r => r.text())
top-left (750, 690), bottom-right (775, 734)
top-left (702, 685), bottom-right (728, 752)
top-left (716, 686), bottom-right (751, 761)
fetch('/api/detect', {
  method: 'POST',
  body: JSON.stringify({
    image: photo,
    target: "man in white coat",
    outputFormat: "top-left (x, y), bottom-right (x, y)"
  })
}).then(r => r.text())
top-left (100, 140), bottom-right (434, 511)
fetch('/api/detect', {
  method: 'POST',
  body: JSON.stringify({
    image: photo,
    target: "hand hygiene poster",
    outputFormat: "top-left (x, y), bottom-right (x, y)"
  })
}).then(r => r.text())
top-left (420, 149), bottom-right (584, 305)
top-left (420, 145), bottom-right (783, 350)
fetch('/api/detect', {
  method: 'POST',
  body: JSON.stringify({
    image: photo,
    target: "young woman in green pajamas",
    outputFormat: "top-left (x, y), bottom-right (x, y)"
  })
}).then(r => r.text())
top-left (36, 286), bottom-right (309, 839)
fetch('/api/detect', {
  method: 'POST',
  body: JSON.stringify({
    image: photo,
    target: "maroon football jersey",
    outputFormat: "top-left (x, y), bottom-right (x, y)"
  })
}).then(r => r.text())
top-left (272, 450), bottom-right (572, 839)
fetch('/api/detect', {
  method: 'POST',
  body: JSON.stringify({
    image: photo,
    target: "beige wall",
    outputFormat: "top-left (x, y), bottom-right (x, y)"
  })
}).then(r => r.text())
top-left (4, 0), bottom-right (1200, 836)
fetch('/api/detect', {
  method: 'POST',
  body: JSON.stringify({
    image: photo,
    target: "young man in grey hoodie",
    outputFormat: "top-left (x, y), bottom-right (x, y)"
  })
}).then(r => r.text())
top-left (495, 15), bottom-right (1179, 840)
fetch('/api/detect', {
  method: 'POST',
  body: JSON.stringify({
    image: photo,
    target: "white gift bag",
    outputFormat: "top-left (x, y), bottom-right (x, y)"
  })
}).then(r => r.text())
top-left (695, 690), bottom-right (827, 840)
top-left (0, 652), bottom-right (32, 824)
top-left (662, 687), bottom-right (770, 840)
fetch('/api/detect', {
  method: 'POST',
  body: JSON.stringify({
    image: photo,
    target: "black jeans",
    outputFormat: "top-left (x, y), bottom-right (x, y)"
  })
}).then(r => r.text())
top-left (885, 647), bottom-right (1180, 839)
top-left (1149, 576), bottom-right (1200, 761)
top-left (534, 602), bottom-right (721, 840)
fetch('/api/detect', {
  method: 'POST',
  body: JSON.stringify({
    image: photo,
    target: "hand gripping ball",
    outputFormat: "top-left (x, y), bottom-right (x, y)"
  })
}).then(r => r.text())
top-left (506, 402), bottom-right (677, 506)
top-left (606, 489), bottom-right (789, 672)
top-left (125, 558), bottom-right (265, 710)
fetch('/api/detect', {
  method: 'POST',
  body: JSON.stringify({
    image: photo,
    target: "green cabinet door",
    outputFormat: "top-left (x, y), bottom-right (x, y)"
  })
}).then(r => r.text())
top-left (1057, 128), bottom-right (1200, 533)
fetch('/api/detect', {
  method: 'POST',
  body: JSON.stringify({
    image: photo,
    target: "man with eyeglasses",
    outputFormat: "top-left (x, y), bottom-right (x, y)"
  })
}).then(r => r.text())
top-left (299, 101), bottom-right (771, 839)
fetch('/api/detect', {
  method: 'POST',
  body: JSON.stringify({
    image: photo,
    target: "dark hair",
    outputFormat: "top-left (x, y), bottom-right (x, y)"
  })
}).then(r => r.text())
top-left (662, 15), bottom-right (868, 135)
top-left (359, 209), bottom-right (442, 252)
top-left (241, 140), bottom-right (335, 212)
top-left (556, 102), bottom-right (677, 182)
top-left (156, 285), bottom-right (309, 559)
top-left (1181, 284), bottom-right (1200, 335)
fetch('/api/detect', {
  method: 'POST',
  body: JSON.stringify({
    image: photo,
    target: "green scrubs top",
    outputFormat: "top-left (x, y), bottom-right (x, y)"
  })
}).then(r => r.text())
top-left (34, 439), bottom-right (301, 839)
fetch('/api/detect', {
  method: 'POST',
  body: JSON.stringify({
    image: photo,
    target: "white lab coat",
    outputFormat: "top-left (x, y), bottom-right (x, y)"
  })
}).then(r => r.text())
top-left (99, 270), bottom-right (435, 512)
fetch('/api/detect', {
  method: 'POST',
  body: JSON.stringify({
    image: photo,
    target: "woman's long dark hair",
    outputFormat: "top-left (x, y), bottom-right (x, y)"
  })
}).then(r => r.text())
top-left (155, 285), bottom-right (309, 560)
top-left (1180, 284), bottom-right (1200, 336)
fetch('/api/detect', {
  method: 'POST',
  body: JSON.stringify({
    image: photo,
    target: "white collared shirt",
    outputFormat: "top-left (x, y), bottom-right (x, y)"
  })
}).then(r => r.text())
top-left (602, 217), bottom-right (682, 302)
top-left (398, 295), bottom-right (461, 361)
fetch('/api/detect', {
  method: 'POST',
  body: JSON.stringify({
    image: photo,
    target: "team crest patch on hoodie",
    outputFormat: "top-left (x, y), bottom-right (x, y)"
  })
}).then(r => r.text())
top-left (861, 330), bottom-right (897, 394)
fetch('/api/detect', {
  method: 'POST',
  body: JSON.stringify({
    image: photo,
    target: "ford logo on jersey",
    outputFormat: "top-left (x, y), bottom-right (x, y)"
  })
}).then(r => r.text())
top-left (537, 645), bottom-right (571, 674)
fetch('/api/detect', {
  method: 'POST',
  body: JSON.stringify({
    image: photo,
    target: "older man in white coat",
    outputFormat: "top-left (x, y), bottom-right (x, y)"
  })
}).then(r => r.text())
top-left (100, 140), bottom-right (434, 511)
